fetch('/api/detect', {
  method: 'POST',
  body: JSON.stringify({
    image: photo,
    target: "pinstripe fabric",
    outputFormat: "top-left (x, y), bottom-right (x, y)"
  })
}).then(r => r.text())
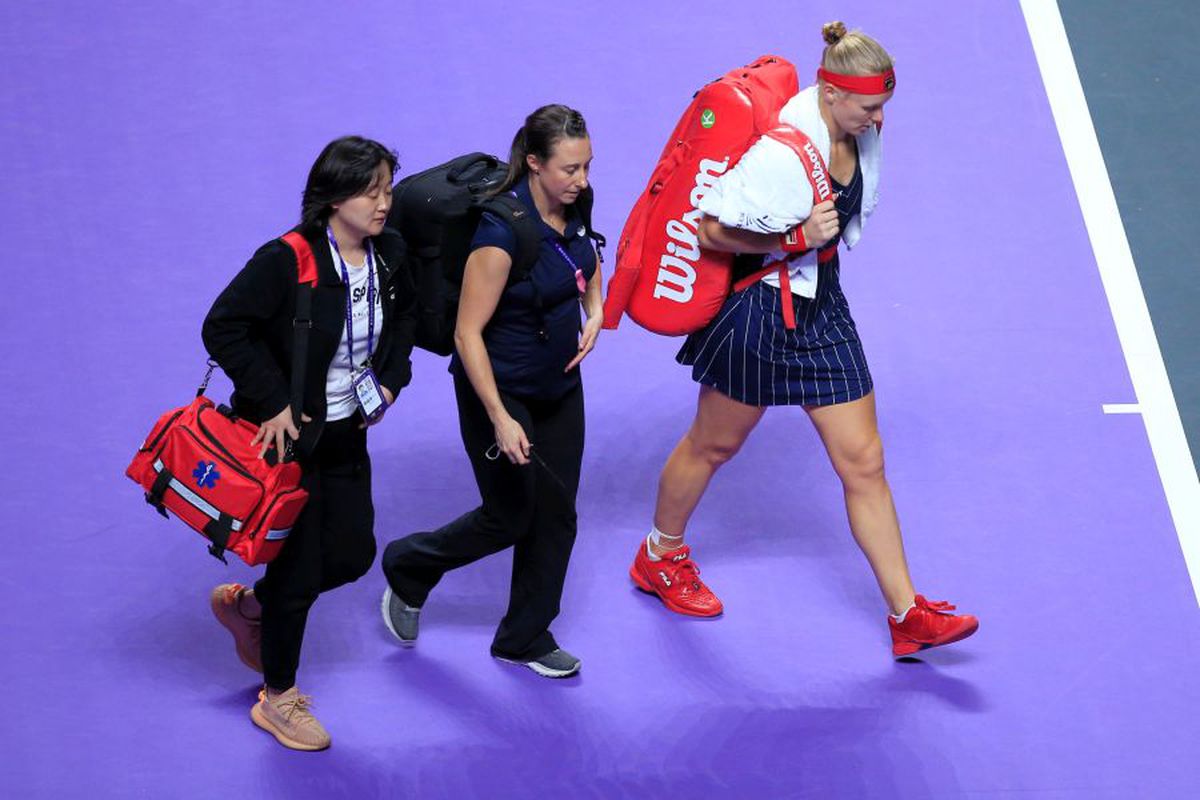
top-left (676, 161), bottom-right (872, 407)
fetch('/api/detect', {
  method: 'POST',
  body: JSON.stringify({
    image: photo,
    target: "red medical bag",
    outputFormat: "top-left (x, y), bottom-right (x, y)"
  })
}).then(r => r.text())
top-left (126, 394), bottom-right (308, 565)
top-left (125, 231), bottom-right (317, 565)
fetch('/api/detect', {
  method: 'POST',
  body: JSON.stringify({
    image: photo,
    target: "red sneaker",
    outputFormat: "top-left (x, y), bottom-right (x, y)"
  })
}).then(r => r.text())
top-left (889, 595), bottom-right (978, 658)
top-left (629, 541), bottom-right (723, 617)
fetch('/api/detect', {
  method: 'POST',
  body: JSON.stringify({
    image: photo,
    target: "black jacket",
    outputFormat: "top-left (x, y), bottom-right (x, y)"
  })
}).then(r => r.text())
top-left (202, 226), bottom-right (417, 450)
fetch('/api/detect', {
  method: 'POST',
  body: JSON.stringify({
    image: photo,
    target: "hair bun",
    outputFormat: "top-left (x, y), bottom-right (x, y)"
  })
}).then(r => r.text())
top-left (822, 21), bottom-right (848, 45)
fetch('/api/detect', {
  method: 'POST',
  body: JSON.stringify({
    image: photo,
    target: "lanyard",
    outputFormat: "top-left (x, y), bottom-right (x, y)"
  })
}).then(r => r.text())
top-left (551, 240), bottom-right (587, 294)
top-left (510, 188), bottom-right (588, 293)
top-left (326, 227), bottom-right (376, 368)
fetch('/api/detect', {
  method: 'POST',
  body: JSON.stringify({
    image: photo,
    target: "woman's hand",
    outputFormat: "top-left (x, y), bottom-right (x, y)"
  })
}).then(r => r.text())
top-left (800, 197), bottom-right (840, 250)
top-left (493, 413), bottom-right (531, 465)
top-left (251, 406), bottom-right (311, 460)
top-left (565, 313), bottom-right (602, 372)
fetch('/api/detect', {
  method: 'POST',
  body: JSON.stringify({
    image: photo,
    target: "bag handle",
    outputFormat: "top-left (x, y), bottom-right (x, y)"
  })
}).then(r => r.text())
top-left (447, 153), bottom-right (502, 185)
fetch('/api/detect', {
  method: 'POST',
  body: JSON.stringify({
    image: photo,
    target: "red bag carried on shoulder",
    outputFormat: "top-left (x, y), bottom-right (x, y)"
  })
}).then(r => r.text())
top-left (125, 231), bottom-right (317, 565)
top-left (602, 55), bottom-right (835, 336)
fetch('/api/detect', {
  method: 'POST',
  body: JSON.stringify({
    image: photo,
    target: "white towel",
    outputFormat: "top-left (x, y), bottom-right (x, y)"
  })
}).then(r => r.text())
top-left (697, 85), bottom-right (882, 298)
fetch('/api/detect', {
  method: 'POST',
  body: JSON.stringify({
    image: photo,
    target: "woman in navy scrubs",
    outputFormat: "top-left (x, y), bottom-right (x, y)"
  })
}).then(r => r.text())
top-left (381, 105), bottom-right (602, 677)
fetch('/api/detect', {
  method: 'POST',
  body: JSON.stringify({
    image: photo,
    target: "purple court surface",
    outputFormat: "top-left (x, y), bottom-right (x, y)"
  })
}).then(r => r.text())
top-left (3, 1), bottom-right (1198, 797)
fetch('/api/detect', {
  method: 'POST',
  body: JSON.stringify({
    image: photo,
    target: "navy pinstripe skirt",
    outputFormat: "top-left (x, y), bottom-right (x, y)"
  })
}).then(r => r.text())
top-left (676, 261), bottom-right (872, 407)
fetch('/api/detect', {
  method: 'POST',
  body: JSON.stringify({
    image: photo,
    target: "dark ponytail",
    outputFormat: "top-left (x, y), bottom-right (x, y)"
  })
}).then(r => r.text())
top-left (492, 104), bottom-right (588, 196)
top-left (300, 136), bottom-right (398, 233)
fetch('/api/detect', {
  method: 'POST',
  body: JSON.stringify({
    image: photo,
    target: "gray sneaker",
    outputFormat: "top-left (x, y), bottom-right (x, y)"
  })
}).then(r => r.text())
top-left (495, 648), bottom-right (581, 678)
top-left (381, 586), bottom-right (420, 646)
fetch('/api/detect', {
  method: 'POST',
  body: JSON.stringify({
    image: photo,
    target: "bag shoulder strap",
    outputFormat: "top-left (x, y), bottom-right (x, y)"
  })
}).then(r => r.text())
top-left (477, 194), bottom-right (542, 281)
top-left (762, 125), bottom-right (834, 206)
top-left (279, 231), bottom-right (319, 444)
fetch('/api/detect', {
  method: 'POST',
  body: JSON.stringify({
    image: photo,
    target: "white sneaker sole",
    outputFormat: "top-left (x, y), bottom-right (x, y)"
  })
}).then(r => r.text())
top-left (494, 655), bottom-right (581, 679)
top-left (380, 587), bottom-right (417, 647)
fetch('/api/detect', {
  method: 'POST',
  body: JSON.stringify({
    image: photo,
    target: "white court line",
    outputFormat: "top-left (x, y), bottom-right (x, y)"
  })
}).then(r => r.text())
top-left (1021, 0), bottom-right (1200, 604)
top-left (1103, 404), bottom-right (1143, 415)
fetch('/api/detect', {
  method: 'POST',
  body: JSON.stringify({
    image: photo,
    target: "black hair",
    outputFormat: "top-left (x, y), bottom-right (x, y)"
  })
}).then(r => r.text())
top-left (492, 104), bottom-right (588, 196)
top-left (300, 136), bottom-right (398, 232)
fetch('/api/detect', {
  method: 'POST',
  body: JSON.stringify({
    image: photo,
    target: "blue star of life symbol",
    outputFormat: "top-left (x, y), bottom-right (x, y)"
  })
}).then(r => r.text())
top-left (193, 460), bottom-right (220, 489)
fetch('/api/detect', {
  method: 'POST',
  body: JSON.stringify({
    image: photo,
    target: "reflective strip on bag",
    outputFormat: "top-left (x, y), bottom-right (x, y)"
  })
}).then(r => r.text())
top-left (153, 459), bottom-right (245, 532)
top-left (265, 528), bottom-right (291, 541)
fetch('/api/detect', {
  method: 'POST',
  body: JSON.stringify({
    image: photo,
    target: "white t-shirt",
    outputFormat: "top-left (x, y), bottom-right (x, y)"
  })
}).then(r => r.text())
top-left (325, 243), bottom-right (384, 421)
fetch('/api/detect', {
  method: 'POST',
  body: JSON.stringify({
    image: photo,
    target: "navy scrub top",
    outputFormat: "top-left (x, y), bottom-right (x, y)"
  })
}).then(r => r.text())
top-left (449, 176), bottom-right (597, 400)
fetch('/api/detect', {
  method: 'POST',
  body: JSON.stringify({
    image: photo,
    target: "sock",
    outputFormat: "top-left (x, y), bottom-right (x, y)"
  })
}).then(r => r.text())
top-left (891, 602), bottom-right (916, 623)
top-left (645, 533), bottom-right (662, 561)
top-left (647, 526), bottom-right (684, 560)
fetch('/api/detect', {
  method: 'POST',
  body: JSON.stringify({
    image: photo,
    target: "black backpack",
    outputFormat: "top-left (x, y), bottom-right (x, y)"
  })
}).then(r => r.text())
top-left (388, 152), bottom-right (605, 355)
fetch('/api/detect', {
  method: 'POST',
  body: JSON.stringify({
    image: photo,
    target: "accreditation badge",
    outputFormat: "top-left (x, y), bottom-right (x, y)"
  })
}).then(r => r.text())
top-left (352, 368), bottom-right (388, 424)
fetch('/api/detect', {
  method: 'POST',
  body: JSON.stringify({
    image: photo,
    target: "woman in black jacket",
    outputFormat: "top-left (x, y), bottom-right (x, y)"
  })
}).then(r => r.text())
top-left (202, 136), bottom-right (416, 750)
top-left (380, 105), bottom-right (602, 678)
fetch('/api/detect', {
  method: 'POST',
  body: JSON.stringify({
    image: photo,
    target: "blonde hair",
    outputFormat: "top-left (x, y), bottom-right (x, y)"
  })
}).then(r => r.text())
top-left (820, 21), bottom-right (893, 76)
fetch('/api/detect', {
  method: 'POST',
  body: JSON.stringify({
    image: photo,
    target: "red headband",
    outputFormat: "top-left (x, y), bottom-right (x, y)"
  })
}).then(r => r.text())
top-left (817, 67), bottom-right (896, 95)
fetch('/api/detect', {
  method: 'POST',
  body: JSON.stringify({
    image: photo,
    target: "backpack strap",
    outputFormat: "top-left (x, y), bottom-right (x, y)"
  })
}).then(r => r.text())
top-left (573, 185), bottom-right (607, 262)
top-left (480, 193), bottom-right (551, 339)
top-left (280, 231), bottom-right (318, 458)
top-left (483, 186), bottom-right (605, 271)
top-left (477, 189), bottom-right (602, 341)
top-left (479, 193), bottom-right (542, 281)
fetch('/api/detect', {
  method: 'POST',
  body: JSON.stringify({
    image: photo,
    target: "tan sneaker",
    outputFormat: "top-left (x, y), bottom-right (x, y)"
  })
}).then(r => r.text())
top-left (210, 583), bottom-right (262, 673)
top-left (251, 687), bottom-right (331, 751)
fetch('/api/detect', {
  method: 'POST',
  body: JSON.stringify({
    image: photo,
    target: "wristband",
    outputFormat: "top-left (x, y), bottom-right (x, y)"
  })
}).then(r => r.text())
top-left (780, 226), bottom-right (808, 253)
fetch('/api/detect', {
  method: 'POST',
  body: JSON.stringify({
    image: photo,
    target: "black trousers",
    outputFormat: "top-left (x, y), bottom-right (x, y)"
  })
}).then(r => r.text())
top-left (382, 374), bottom-right (584, 660)
top-left (255, 417), bottom-right (376, 690)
